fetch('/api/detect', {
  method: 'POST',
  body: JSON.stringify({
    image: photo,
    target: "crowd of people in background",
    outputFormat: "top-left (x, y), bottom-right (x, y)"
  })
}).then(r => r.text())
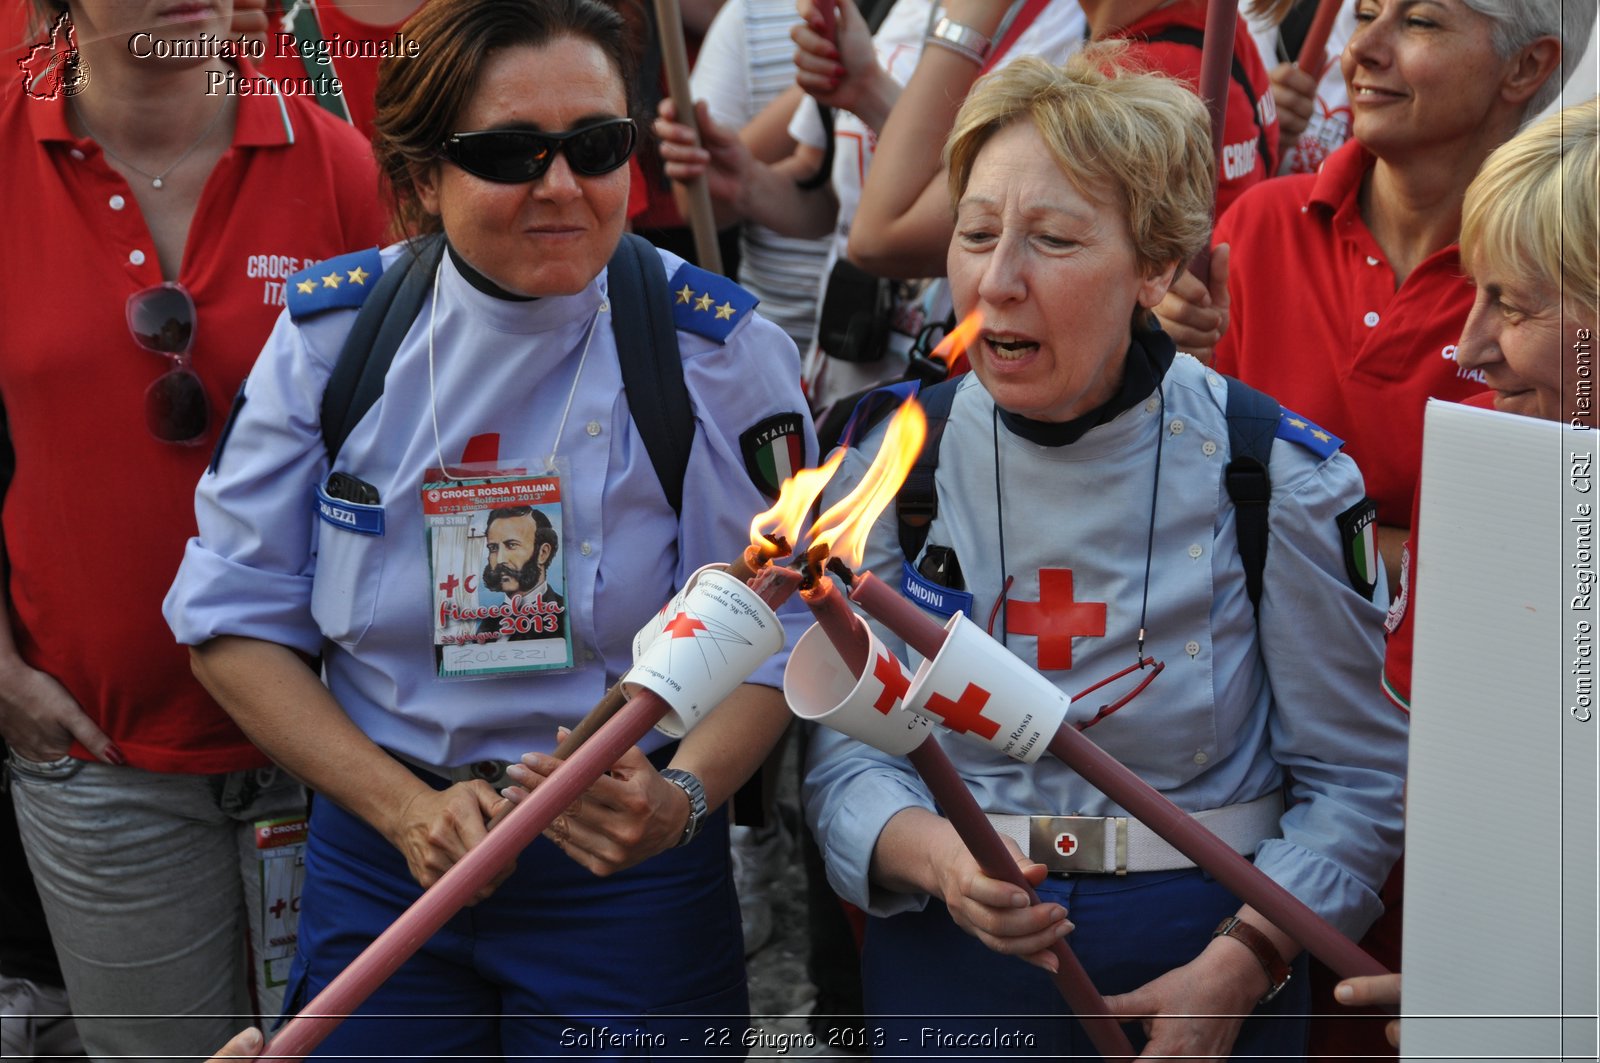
top-left (0, 0), bottom-right (1595, 1059)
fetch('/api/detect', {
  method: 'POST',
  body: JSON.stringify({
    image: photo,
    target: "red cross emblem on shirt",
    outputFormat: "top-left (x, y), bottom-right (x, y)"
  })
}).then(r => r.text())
top-left (1054, 832), bottom-right (1078, 857)
top-left (921, 682), bottom-right (1000, 739)
top-left (871, 654), bottom-right (910, 715)
top-left (1006, 568), bottom-right (1106, 670)
top-left (663, 612), bottom-right (707, 639)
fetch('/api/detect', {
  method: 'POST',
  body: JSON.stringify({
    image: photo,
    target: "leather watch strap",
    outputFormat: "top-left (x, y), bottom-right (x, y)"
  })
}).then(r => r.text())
top-left (1213, 916), bottom-right (1292, 1005)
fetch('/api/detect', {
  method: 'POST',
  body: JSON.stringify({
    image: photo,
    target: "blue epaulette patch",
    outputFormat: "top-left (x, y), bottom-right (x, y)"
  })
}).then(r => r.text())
top-left (1276, 407), bottom-right (1344, 460)
top-left (285, 247), bottom-right (385, 321)
top-left (668, 263), bottom-right (758, 344)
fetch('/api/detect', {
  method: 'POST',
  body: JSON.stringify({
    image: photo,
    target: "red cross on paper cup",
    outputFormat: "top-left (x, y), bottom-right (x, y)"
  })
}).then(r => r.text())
top-left (902, 614), bottom-right (1071, 763)
top-left (782, 624), bottom-right (929, 756)
top-left (1055, 832), bottom-right (1078, 857)
top-left (631, 562), bottom-right (725, 659)
top-left (627, 568), bottom-right (786, 739)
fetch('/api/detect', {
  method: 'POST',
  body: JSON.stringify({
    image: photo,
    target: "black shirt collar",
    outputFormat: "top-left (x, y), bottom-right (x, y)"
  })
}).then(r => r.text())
top-left (447, 241), bottom-right (537, 302)
top-left (997, 321), bottom-right (1177, 446)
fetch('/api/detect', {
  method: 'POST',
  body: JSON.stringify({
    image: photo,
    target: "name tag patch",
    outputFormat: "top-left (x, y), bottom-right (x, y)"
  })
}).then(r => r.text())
top-left (901, 560), bottom-right (972, 619)
top-left (315, 483), bottom-right (386, 536)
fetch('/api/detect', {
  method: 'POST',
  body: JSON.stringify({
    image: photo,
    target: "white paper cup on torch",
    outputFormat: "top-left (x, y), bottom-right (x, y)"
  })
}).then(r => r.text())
top-left (631, 563), bottom-right (728, 660)
top-left (903, 613), bottom-right (1082, 763)
top-left (784, 624), bottom-right (930, 756)
top-left (625, 568), bottom-right (786, 738)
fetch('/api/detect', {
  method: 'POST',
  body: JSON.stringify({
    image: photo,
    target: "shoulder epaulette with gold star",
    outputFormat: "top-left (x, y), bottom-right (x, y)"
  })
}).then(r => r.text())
top-left (667, 262), bottom-right (758, 344)
top-left (285, 247), bottom-right (384, 321)
top-left (1276, 407), bottom-right (1344, 461)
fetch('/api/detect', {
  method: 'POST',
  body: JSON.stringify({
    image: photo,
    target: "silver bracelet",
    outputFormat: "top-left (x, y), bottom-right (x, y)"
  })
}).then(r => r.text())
top-left (925, 16), bottom-right (991, 66)
top-left (659, 767), bottom-right (707, 847)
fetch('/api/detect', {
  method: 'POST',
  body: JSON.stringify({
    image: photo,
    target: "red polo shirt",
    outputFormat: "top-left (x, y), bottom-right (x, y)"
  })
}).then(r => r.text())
top-left (251, 0), bottom-right (651, 219)
top-left (1211, 139), bottom-right (1482, 523)
top-left (0, 66), bottom-right (388, 772)
top-left (1117, 0), bottom-right (1279, 217)
top-left (253, 0), bottom-right (404, 140)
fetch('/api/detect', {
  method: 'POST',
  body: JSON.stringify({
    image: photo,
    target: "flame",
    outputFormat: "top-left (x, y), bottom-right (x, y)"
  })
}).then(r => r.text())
top-left (806, 399), bottom-right (927, 568)
top-left (930, 310), bottom-right (983, 373)
top-left (750, 449), bottom-right (846, 555)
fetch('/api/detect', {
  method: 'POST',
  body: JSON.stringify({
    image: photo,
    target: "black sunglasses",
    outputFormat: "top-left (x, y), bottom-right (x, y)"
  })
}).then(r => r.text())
top-left (126, 283), bottom-right (209, 445)
top-left (439, 118), bottom-right (637, 184)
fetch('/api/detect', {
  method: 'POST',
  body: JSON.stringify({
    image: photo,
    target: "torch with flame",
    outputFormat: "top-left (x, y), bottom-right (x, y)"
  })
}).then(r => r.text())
top-left (929, 310), bottom-right (984, 377)
top-left (777, 396), bottom-right (1135, 1061)
top-left (795, 397), bottom-right (1390, 986)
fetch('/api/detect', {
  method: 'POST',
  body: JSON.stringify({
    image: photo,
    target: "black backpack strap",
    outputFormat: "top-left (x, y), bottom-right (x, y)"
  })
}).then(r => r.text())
top-left (321, 234), bottom-right (445, 466)
top-left (1222, 375), bottom-right (1280, 612)
top-left (895, 378), bottom-right (961, 562)
top-left (610, 233), bottom-right (694, 517)
top-left (1142, 25), bottom-right (1274, 177)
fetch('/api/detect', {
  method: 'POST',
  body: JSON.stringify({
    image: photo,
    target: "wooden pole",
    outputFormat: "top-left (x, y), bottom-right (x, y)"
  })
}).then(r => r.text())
top-left (1297, 0), bottom-right (1343, 76)
top-left (652, 0), bottom-right (723, 274)
top-left (1188, 0), bottom-right (1242, 287)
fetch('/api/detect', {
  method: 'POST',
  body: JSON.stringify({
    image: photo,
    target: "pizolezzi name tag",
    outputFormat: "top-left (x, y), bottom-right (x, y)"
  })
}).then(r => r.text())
top-left (315, 483), bottom-right (385, 536)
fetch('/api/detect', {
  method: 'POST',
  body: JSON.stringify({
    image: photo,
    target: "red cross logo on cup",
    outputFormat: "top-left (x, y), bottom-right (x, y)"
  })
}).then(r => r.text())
top-left (1054, 832), bottom-right (1078, 858)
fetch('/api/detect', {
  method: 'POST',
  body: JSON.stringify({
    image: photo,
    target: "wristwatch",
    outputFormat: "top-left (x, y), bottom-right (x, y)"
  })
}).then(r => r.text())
top-left (1213, 916), bottom-right (1292, 1005)
top-left (659, 768), bottom-right (707, 847)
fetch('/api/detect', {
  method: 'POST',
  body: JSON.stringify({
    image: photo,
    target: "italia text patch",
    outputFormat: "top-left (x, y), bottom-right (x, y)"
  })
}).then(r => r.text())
top-left (740, 413), bottom-right (806, 499)
top-left (1337, 497), bottom-right (1379, 600)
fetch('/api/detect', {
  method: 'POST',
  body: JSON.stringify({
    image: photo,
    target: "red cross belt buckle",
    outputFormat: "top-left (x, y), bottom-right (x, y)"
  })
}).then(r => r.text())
top-left (1026, 815), bottom-right (1129, 874)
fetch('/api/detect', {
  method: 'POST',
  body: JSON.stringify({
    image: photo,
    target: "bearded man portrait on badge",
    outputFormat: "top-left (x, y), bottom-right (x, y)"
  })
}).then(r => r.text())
top-left (478, 505), bottom-right (566, 642)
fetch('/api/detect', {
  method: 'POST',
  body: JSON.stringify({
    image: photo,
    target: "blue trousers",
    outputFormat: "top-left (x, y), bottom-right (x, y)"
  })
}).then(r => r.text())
top-left (861, 868), bottom-right (1310, 1061)
top-left (283, 772), bottom-right (749, 1060)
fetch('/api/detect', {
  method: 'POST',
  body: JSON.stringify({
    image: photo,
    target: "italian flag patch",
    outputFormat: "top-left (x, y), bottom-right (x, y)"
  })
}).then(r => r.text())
top-left (1337, 497), bottom-right (1379, 601)
top-left (740, 413), bottom-right (806, 500)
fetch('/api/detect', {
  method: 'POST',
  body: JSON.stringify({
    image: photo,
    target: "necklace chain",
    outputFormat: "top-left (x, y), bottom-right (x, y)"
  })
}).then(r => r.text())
top-left (73, 98), bottom-right (229, 190)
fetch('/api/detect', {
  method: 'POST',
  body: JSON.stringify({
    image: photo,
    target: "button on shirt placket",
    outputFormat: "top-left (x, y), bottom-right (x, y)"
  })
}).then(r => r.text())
top-left (78, 145), bottom-right (162, 285)
top-left (1340, 210), bottom-right (1399, 379)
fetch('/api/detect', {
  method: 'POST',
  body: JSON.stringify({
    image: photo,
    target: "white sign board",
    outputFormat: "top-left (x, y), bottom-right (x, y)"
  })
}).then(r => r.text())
top-left (1403, 400), bottom-right (1597, 1060)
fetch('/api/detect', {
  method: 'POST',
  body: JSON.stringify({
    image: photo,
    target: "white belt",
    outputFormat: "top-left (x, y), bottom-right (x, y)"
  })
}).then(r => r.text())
top-left (985, 792), bottom-right (1284, 875)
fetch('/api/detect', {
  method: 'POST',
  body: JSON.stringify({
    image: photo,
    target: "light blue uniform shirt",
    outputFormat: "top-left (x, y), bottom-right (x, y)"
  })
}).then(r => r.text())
top-left (166, 244), bottom-right (816, 768)
top-left (803, 357), bottom-right (1407, 938)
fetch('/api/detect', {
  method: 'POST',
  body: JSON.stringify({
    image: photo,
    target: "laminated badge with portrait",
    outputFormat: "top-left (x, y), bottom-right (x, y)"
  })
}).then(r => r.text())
top-left (423, 465), bottom-right (573, 680)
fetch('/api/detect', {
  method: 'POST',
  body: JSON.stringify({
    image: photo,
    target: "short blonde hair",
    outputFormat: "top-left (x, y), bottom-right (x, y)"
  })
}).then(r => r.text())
top-left (1461, 97), bottom-right (1600, 323)
top-left (945, 48), bottom-right (1215, 280)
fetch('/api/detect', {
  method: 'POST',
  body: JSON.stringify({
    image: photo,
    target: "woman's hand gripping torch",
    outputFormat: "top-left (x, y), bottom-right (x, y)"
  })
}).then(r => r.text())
top-left (782, 401), bottom-right (1137, 1063)
top-left (825, 467), bottom-right (1389, 982)
top-left (258, 487), bottom-right (831, 1062)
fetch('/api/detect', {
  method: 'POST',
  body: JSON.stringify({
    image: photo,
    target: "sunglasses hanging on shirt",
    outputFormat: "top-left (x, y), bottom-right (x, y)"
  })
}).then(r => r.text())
top-left (440, 118), bottom-right (637, 184)
top-left (126, 282), bottom-right (209, 445)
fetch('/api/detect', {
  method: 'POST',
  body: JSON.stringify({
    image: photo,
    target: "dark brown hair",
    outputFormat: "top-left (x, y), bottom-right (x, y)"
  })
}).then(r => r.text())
top-left (373, 0), bottom-right (635, 236)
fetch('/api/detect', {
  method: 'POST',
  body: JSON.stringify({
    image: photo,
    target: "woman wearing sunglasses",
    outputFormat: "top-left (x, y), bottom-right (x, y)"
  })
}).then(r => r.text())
top-left (0, 1), bottom-right (386, 1059)
top-left (164, 0), bottom-right (814, 1056)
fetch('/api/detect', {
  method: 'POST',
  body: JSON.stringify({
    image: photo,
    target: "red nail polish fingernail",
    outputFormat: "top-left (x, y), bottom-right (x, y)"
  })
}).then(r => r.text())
top-left (103, 744), bottom-right (126, 766)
